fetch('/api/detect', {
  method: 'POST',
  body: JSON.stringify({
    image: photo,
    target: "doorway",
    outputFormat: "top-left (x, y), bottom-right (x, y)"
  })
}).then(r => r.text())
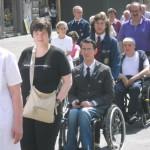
top-left (4, 0), bottom-right (14, 34)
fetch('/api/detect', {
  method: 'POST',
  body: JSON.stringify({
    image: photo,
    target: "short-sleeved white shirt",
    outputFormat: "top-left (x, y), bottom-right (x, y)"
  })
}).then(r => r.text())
top-left (122, 51), bottom-right (149, 76)
top-left (0, 47), bottom-right (22, 150)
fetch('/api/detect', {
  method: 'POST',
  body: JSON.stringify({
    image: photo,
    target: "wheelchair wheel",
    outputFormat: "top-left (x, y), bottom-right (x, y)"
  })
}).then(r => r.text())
top-left (58, 117), bottom-right (81, 150)
top-left (141, 113), bottom-right (150, 128)
top-left (140, 85), bottom-right (150, 128)
top-left (104, 105), bottom-right (126, 150)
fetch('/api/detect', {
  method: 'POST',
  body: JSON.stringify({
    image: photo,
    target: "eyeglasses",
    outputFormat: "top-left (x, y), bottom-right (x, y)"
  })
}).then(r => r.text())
top-left (81, 48), bottom-right (94, 51)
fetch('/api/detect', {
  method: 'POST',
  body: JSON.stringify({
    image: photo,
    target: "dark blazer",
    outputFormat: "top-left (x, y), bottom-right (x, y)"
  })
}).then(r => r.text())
top-left (68, 18), bottom-right (90, 43)
top-left (90, 33), bottom-right (121, 80)
top-left (68, 60), bottom-right (114, 116)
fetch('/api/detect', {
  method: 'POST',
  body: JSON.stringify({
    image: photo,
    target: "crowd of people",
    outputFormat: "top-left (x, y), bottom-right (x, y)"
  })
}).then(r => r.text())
top-left (0, 1), bottom-right (150, 150)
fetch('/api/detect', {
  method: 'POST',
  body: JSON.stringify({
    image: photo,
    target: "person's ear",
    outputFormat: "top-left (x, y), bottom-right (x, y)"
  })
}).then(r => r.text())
top-left (80, 49), bottom-right (84, 56)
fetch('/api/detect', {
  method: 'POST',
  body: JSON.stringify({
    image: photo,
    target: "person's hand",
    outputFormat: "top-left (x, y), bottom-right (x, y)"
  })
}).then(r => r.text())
top-left (72, 100), bottom-right (81, 108)
top-left (118, 74), bottom-right (129, 87)
top-left (80, 101), bottom-right (93, 108)
top-left (127, 78), bottom-right (134, 86)
top-left (12, 120), bottom-right (23, 144)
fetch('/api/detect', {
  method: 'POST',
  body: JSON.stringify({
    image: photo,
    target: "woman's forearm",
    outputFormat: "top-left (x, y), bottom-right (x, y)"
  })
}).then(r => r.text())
top-left (57, 74), bottom-right (72, 101)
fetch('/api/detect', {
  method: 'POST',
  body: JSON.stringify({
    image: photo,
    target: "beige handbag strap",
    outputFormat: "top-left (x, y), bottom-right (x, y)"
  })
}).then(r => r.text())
top-left (29, 45), bottom-right (51, 88)
top-left (29, 47), bottom-right (36, 88)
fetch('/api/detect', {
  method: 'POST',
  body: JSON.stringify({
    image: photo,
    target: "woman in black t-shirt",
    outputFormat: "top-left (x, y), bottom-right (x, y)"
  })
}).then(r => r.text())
top-left (18, 18), bottom-right (72, 150)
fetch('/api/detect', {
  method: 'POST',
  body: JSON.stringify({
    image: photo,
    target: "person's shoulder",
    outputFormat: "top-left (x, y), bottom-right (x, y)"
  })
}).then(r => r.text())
top-left (116, 19), bottom-right (121, 23)
top-left (121, 20), bottom-right (130, 27)
top-left (137, 50), bottom-right (147, 58)
top-left (49, 45), bottom-right (65, 56)
top-left (51, 35), bottom-right (59, 43)
top-left (96, 60), bottom-right (110, 70)
top-left (68, 19), bottom-right (74, 24)
top-left (104, 35), bottom-right (118, 43)
top-left (65, 35), bottom-right (72, 40)
top-left (75, 44), bottom-right (80, 50)
top-left (21, 46), bottom-right (33, 55)
top-left (109, 35), bottom-right (118, 41)
top-left (137, 49), bottom-right (145, 53)
top-left (0, 47), bottom-right (15, 59)
top-left (0, 47), bottom-right (11, 55)
top-left (95, 61), bottom-right (112, 76)
top-left (80, 18), bottom-right (89, 24)
top-left (19, 46), bottom-right (33, 58)
top-left (143, 17), bottom-right (150, 24)
top-left (72, 63), bottom-right (82, 73)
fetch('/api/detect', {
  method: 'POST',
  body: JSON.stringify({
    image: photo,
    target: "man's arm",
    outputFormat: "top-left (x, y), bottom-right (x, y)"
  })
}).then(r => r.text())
top-left (68, 72), bottom-right (79, 102)
top-left (83, 22), bottom-right (90, 39)
top-left (128, 65), bottom-right (150, 86)
top-left (8, 84), bottom-right (23, 144)
top-left (94, 67), bottom-right (114, 106)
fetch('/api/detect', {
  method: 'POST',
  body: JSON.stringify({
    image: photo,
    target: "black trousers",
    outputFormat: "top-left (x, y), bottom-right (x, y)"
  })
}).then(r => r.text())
top-left (115, 80), bottom-right (141, 118)
top-left (21, 107), bottom-right (62, 150)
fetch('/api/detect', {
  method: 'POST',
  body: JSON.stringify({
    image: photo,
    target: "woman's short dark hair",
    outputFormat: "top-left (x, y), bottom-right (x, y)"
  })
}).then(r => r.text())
top-left (67, 31), bottom-right (79, 42)
top-left (80, 38), bottom-right (97, 49)
top-left (30, 17), bottom-right (51, 37)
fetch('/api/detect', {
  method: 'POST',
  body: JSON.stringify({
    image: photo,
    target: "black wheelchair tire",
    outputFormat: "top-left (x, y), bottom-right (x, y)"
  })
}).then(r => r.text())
top-left (141, 113), bottom-right (150, 128)
top-left (104, 105), bottom-right (126, 150)
top-left (59, 119), bottom-right (67, 150)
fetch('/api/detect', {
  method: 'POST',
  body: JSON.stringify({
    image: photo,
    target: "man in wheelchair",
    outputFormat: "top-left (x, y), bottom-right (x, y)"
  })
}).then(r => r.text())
top-left (64, 39), bottom-right (114, 150)
top-left (115, 37), bottom-right (150, 124)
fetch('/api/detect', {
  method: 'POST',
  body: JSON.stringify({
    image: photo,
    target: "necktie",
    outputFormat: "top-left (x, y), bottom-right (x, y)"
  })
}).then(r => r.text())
top-left (75, 21), bottom-right (79, 25)
top-left (95, 36), bottom-right (101, 60)
top-left (85, 67), bottom-right (90, 80)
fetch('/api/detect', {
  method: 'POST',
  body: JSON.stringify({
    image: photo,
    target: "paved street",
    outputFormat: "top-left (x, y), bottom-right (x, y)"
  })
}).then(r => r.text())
top-left (0, 35), bottom-right (150, 150)
top-left (0, 34), bottom-right (34, 60)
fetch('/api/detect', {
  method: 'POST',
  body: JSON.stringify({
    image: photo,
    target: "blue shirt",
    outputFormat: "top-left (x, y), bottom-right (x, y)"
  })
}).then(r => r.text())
top-left (118, 17), bottom-right (150, 52)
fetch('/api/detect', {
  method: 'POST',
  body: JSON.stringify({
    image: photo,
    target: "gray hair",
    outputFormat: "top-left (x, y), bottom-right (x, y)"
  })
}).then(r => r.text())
top-left (73, 5), bottom-right (83, 13)
top-left (123, 37), bottom-right (136, 45)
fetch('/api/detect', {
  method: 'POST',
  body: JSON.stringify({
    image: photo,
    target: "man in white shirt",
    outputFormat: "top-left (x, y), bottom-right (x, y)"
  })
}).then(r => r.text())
top-left (115, 37), bottom-right (149, 124)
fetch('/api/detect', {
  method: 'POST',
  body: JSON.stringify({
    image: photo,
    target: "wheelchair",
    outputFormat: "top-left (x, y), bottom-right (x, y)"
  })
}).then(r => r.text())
top-left (139, 76), bottom-right (150, 127)
top-left (123, 76), bottom-right (150, 127)
top-left (58, 104), bottom-right (126, 150)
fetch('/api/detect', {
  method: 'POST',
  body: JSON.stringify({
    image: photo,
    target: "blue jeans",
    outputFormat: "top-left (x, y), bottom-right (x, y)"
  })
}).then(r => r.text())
top-left (64, 107), bottom-right (97, 150)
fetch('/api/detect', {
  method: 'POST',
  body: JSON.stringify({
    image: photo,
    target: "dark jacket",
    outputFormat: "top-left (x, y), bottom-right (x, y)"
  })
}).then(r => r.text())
top-left (68, 60), bottom-right (114, 116)
top-left (90, 33), bottom-right (121, 80)
top-left (68, 18), bottom-right (90, 43)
